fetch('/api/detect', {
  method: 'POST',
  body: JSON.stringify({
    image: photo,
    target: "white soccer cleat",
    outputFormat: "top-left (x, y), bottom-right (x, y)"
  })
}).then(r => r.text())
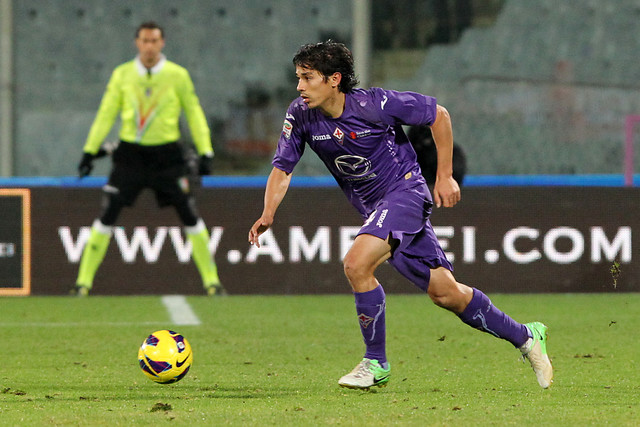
top-left (520, 322), bottom-right (553, 388)
top-left (338, 358), bottom-right (390, 390)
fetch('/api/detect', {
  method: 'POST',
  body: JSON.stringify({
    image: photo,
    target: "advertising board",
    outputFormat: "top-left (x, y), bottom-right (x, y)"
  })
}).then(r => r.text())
top-left (0, 189), bottom-right (31, 296)
top-left (20, 186), bottom-right (636, 295)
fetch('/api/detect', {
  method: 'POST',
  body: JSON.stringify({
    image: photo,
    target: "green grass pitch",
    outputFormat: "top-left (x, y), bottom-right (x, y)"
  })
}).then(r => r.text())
top-left (1, 293), bottom-right (638, 425)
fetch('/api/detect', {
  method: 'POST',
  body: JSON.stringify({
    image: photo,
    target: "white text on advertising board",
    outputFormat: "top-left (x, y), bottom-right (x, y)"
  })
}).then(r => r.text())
top-left (58, 225), bottom-right (631, 265)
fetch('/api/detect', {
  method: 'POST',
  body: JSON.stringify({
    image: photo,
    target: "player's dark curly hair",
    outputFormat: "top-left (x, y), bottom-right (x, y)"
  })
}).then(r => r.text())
top-left (293, 41), bottom-right (359, 93)
top-left (136, 21), bottom-right (164, 39)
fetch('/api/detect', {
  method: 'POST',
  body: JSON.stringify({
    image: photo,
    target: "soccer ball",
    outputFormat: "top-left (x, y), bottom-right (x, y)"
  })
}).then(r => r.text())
top-left (138, 330), bottom-right (193, 384)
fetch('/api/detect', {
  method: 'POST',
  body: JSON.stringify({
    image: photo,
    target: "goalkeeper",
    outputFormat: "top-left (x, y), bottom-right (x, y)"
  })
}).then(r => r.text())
top-left (73, 21), bottom-right (225, 297)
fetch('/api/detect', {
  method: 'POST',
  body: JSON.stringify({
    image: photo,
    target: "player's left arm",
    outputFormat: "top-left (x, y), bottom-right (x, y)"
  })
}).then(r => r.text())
top-left (430, 104), bottom-right (461, 208)
top-left (178, 70), bottom-right (213, 157)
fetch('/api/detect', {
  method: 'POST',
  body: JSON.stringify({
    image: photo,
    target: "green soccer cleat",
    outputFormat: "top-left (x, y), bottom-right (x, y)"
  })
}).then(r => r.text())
top-left (338, 358), bottom-right (390, 390)
top-left (520, 322), bottom-right (553, 388)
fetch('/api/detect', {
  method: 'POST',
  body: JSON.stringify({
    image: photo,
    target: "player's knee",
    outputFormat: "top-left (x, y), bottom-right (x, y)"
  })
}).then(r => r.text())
top-left (342, 253), bottom-right (370, 283)
top-left (99, 192), bottom-right (125, 226)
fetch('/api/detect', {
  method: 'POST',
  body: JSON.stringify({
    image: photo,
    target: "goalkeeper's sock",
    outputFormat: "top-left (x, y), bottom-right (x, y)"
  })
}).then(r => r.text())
top-left (458, 288), bottom-right (530, 348)
top-left (76, 220), bottom-right (113, 289)
top-left (354, 284), bottom-right (387, 366)
top-left (185, 219), bottom-right (220, 287)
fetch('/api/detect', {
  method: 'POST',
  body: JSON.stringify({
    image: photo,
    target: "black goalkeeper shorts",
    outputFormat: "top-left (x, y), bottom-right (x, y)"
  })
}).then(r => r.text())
top-left (106, 141), bottom-right (191, 207)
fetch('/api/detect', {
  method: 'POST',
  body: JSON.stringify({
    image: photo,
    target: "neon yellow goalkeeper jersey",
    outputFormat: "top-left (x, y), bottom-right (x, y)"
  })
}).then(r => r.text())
top-left (83, 55), bottom-right (213, 155)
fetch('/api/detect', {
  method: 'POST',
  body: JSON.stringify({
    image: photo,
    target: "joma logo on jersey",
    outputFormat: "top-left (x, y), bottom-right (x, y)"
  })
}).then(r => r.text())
top-left (376, 209), bottom-right (388, 228)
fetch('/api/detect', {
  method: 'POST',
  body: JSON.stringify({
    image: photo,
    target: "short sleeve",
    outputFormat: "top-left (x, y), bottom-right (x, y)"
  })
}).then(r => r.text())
top-left (271, 102), bottom-right (306, 173)
top-left (371, 87), bottom-right (438, 127)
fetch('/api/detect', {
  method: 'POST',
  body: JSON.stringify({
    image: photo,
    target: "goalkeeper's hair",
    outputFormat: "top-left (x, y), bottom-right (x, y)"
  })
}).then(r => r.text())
top-left (136, 21), bottom-right (164, 39)
top-left (293, 40), bottom-right (359, 93)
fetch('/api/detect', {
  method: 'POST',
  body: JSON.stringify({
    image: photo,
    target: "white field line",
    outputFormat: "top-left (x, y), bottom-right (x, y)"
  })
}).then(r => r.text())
top-left (161, 295), bottom-right (201, 326)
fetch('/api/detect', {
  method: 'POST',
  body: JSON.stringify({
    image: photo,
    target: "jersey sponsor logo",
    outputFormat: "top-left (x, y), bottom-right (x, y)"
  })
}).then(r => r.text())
top-left (285, 112), bottom-right (295, 121)
top-left (349, 129), bottom-right (371, 139)
top-left (334, 155), bottom-right (372, 177)
top-left (282, 120), bottom-right (293, 139)
top-left (311, 134), bottom-right (331, 141)
top-left (380, 95), bottom-right (388, 110)
top-left (333, 127), bottom-right (345, 144)
top-left (358, 312), bottom-right (374, 329)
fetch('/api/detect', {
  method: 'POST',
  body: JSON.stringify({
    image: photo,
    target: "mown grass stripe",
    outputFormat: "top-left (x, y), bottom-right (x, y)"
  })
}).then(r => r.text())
top-left (0, 321), bottom-right (166, 327)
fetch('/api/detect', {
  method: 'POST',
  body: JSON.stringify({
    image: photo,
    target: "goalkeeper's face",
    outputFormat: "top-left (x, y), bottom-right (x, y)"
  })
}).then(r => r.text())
top-left (136, 28), bottom-right (165, 68)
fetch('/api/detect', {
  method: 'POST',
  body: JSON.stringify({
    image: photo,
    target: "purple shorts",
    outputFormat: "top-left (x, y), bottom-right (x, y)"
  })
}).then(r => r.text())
top-left (357, 181), bottom-right (452, 292)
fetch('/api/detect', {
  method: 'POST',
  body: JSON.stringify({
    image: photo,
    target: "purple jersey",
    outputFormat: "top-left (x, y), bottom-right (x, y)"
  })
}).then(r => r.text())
top-left (273, 88), bottom-right (438, 217)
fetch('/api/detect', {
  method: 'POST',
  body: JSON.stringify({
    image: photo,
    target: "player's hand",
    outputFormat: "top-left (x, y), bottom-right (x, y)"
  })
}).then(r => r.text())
top-left (198, 154), bottom-right (213, 175)
top-left (91, 141), bottom-right (119, 160)
top-left (94, 148), bottom-right (109, 159)
top-left (248, 217), bottom-right (273, 248)
top-left (433, 175), bottom-right (460, 208)
top-left (78, 153), bottom-right (95, 178)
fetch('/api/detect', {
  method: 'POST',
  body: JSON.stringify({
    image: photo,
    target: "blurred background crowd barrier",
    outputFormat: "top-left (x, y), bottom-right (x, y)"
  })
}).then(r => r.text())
top-left (1, 0), bottom-right (639, 177)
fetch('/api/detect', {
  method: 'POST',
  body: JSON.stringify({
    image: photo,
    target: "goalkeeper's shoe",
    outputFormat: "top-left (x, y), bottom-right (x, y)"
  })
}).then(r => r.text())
top-left (70, 285), bottom-right (90, 297)
top-left (205, 282), bottom-right (228, 297)
top-left (520, 322), bottom-right (553, 388)
top-left (338, 358), bottom-right (390, 390)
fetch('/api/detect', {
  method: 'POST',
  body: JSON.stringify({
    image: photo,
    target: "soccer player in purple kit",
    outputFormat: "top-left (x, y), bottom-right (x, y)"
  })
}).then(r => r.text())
top-left (248, 41), bottom-right (552, 390)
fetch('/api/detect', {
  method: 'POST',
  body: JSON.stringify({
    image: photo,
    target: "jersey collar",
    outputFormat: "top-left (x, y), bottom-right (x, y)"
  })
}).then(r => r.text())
top-left (135, 54), bottom-right (167, 76)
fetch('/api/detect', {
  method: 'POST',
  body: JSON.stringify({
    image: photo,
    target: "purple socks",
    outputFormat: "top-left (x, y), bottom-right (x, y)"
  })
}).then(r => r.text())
top-left (354, 285), bottom-right (387, 365)
top-left (353, 285), bottom-right (528, 365)
top-left (458, 288), bottom-right (530, 347)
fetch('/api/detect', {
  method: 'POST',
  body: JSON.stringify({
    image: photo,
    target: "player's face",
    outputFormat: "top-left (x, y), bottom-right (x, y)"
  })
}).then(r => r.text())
top-left (295, 66), bottom-right (339, 111)
top-left (135, 28), bottom-right (165, 67)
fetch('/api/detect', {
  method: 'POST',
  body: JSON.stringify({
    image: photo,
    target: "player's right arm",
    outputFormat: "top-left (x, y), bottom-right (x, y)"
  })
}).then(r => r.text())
top-left (83, 67), bottom-right (123, 154)
top-left (248, 166), bottom-right (292, 248)
top-left (78, 67), bottom-right (124, 177)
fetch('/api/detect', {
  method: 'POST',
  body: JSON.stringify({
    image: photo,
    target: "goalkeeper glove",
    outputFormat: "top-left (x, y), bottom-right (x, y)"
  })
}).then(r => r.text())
top-left (78, 152), bottom-right (95, 178)
top-left (198, 153), bottom-right (213, 175)
top-left (94, 140), bottom-right (120, 158)
top-left (94, 148), bottom-right (108, 159)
